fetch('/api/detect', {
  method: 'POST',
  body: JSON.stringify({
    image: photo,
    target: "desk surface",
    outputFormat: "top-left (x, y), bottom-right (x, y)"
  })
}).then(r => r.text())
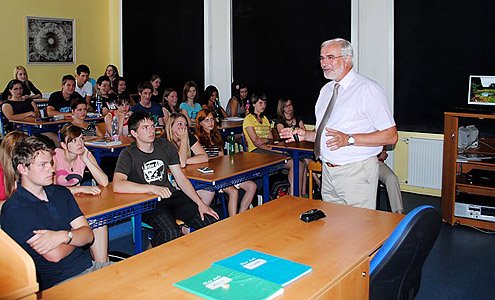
top-left (74, 183), bottom-right (157, 218)
top-left (11, 116), bottom-right (104, 126)
top-left (42, 196), bottom-right (402, 299)
top-left (84, 136), bottom-right (134, 149)
top-left (183, 152), bottom-right (288, 182)
top-left (269, 140), bottom-right (315, 152)
top-left (219, 119), bottom-right (243, 130)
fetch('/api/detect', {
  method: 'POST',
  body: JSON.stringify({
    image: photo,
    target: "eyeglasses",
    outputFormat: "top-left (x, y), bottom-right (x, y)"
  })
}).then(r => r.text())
top-left (202, 118), bottom-right (215, 123)
top-left (319, 55), bottom-right (345, 62)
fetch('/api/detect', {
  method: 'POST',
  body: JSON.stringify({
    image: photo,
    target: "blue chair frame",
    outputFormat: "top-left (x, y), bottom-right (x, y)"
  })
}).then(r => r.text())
top-left (369, 205), bottom-right (441, 300)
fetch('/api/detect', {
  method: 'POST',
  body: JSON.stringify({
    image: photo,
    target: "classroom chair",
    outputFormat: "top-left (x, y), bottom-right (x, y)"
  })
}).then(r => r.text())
top-left (308, 161), bottom-right (322, 199)
top-left (369, 205), bottom-right (441, 300)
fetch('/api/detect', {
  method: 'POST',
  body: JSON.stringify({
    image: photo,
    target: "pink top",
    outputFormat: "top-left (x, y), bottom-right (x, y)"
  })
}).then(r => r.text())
top-left (53, 148), bottom-right (87, 187)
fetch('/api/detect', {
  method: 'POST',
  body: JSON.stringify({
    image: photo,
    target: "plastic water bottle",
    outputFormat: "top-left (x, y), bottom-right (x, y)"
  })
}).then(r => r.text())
top-left (96, 92), bottom-right (102, 115)
top-left (111, 115), bottom-right (119, 140)
top-left (228, 132), bottom-right (235, 155)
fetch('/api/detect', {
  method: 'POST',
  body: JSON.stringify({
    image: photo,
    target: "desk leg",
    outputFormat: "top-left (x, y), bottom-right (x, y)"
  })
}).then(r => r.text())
top-left (293, 151), bottom-right (300, 196)
top-left (133, 213), bottom-right (143, 254)
top-left (262, 174), bottom-right (270, 203)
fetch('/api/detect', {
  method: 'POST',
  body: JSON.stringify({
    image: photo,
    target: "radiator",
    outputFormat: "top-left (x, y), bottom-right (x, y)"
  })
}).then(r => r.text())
top-left (407, 138), bottom-right (443, 189)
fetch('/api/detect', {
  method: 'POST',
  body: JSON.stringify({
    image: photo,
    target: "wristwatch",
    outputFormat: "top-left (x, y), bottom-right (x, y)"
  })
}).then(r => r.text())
top-left (66, 230), bottom-right (73, 244)
top-left (347, 135), bottom-right (355, 146)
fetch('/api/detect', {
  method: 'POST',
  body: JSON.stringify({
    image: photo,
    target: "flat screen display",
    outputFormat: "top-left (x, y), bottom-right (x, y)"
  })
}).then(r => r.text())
top-left (468, 75), bottom-right (495, 106)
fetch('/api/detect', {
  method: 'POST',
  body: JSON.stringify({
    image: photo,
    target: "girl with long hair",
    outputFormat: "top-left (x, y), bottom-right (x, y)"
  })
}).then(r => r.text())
top-left (196, 109), bottom-right (257, 215)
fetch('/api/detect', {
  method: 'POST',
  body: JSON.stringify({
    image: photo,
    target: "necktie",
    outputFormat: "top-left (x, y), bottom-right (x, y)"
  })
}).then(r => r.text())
top-left (314, 83), bottom-right (340, 159)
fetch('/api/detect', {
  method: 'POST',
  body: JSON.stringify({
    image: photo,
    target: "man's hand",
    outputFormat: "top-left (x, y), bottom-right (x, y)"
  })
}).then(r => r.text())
top-left (148, 185), bottom-right (172, 198)
top-left (197, 202), bottom-right (219, 221)
top-left (325, 128), bottom-right (350, 150)
top-left (279, 127), bottom-right (307, 142)
top-left (27, 230), bottom-right (67, 255)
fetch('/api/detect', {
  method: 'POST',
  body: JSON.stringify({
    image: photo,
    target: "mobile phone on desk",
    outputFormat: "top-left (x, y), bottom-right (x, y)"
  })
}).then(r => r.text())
top-left (197, 167), bottom-right (214, 174)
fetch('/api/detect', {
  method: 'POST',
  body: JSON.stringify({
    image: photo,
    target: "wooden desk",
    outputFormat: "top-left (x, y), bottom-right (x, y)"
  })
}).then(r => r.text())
top-left (183, 152), bottom-right (288, 202)
top-left (84, 136), bottom-right (134, 164)
top-left (42, 196), bottom-right (403, 299)
top-left (11, 116), bottom-right (104, 135)
top-left (75, 183), bottom-right (158, 254)
top-left (218, 118), bottom-right (243, 136)
top-left (269, 140), bottom-right (315, 196)
top-left (0, 229), bottom-right (39, 300)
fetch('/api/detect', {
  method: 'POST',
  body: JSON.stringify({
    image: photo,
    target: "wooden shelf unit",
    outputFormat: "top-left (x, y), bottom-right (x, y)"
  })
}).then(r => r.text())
top-left (442, 112), bottom-right (495, 231)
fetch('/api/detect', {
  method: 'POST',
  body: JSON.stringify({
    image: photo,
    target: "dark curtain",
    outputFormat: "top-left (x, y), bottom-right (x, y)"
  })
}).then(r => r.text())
top-left (395, 0), bottom-right (495, 133)
top-left (122, 0), bottom-right (204, 95)
top-left (233, 0), bottom-right (351, 123)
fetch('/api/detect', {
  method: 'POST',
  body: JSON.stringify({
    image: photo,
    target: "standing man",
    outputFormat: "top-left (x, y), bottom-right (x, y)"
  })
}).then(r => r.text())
top-left (113, 111), bottom-right (218, 246)
top-left (281, 38), bottom-right (397, 209)
top-left (47, 75), bottom-right (83, 117)
top-left (75, 64), bottom-right (93, 107)
top-left (131, 81), bottom-right (165, 126)
top-left (0, 136), bottom-right (111, 290)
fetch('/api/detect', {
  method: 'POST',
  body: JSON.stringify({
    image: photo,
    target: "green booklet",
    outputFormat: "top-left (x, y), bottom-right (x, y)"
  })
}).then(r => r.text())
top-left (173, 265), bottom-right (284, 300)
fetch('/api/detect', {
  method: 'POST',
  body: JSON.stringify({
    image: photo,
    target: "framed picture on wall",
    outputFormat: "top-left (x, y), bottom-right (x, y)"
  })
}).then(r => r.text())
top-left (26, 16), bottom-right (75, 64)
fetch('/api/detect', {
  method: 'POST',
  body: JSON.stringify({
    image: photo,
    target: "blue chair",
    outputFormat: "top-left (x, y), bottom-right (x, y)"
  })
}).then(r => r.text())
top-left (369, 205), bottom-right (441, 300)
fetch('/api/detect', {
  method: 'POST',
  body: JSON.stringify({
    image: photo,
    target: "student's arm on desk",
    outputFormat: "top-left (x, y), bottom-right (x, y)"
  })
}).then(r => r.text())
top-left (112, 172), bottom-right (172, 198)
top-left (47, 105), bottom-right (72, 117)
top-left (169, 164), bottom-right (219, 220)
top-left (1, 103), bottom-right (37, 120)
top-left (27, 216), bottom-right (93, 263)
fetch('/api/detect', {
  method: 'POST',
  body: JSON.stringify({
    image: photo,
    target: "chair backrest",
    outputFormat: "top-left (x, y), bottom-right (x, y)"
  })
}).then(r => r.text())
top-left (369, 205), bottom-right (441, 300)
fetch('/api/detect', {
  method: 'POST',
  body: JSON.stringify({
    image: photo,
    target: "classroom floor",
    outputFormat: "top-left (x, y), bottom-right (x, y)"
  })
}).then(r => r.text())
top-left (109, 191), bottom-right (495, 299)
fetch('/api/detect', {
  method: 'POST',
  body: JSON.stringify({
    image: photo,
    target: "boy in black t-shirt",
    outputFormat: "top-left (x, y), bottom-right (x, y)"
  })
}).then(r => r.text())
top-left (113, 111), bottom-right (218, 246)
top-left (47, 74), bottom-right (83, 117)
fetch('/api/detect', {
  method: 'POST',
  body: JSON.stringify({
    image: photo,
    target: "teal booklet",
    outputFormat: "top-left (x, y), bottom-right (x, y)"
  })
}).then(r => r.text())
top-left (173, 265), bottom-right (284, 300)
top-left (213, 249), bottom-right (312, 287)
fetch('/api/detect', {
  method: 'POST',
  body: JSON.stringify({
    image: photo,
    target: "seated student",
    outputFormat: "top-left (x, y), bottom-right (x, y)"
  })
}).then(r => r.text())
top-left (47, 75), bottom-right (83, 118)
top-left (93, 76), bottom-right (117, 116)
top-left (201, 85), bottom-right (228, 119)
top-left (104, 95), bottom-right (131, 137)
top-left (0, 131), bottom-right (28, 209)
top-left (70, 98), bottom-right (104, 137)
top-left (114, 76), bottom-right (128, 98)
top-left (1, 79), bottom-right (40, 124)
top-left (131, 81), bottom-right (164, 126)
top-left (0, 136), bottom-right (111, 290)
top-left (74, 64), bottom-right (93, 107)
top-left (103, 64), bottom-right (119, 93)
top-left (162, 87), bottom-right (180, 125)
top-left (196, 109), bottom-right (257, 215)
top-left (113, 111), bottom-right (218, 246)
top-left (179, 81), bottom-right (202, 126)
top-left (150, 74), bottom-right (162, 103)
top-left (226, 81), bottom-right (248, 117)
top-left (275, 97), bottom-right (310, 193)
top-left (243, 92), bottom-right (304, 196)
top-left (1, 66), bottom-right (42, 101)
top-left (165, 112), bottom-right (215, 207)
top-left (53, 124), bottom-right (109, 262)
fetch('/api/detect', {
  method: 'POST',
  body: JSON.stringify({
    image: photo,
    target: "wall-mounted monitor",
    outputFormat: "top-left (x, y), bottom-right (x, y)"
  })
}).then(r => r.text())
top-left (468, 75), bottom-right (495, 106)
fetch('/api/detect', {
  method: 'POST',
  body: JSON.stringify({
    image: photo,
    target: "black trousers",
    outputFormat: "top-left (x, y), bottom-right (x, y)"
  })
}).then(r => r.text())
top-left (142, 190), bottom-right (217, 246)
